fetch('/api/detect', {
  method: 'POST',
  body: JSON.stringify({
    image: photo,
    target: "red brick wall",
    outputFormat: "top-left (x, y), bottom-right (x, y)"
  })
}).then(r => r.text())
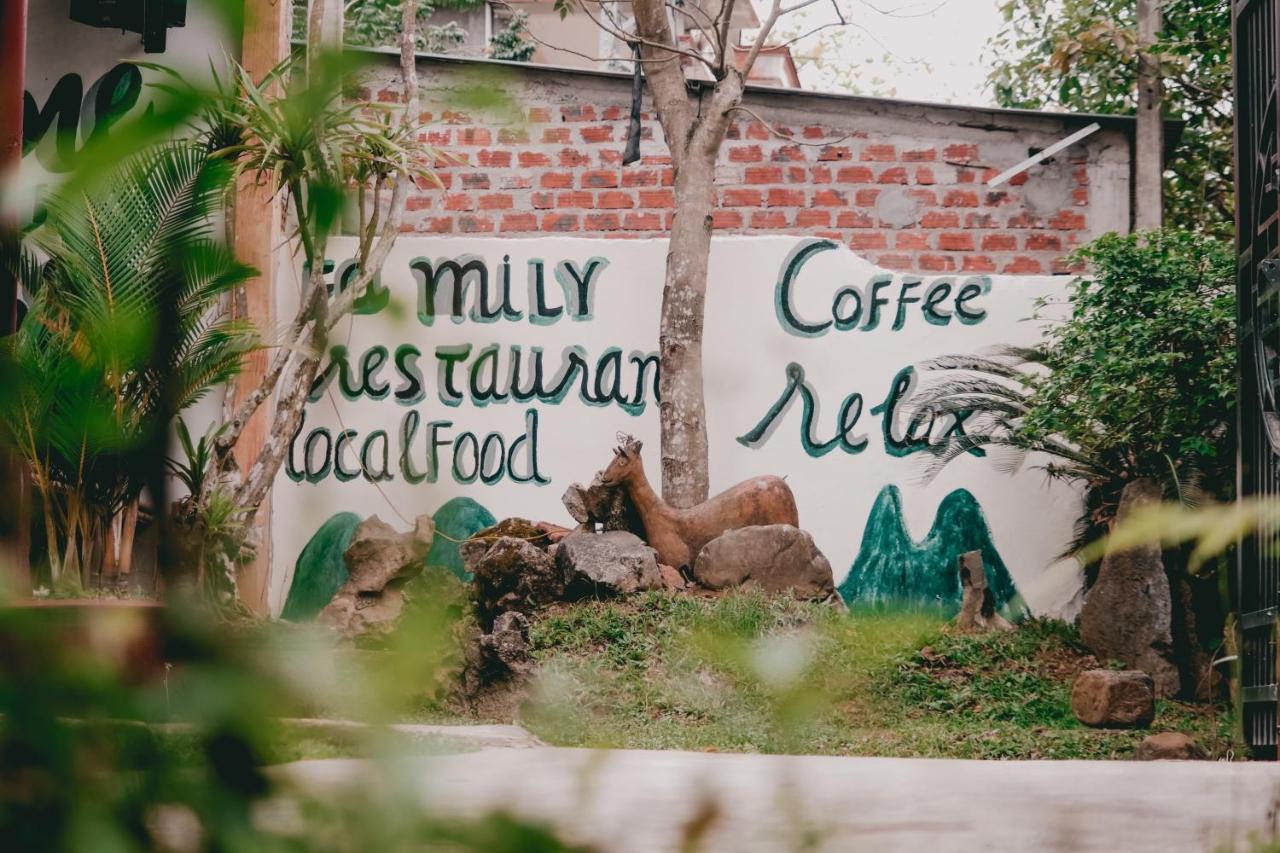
top-left (374, 60), bottom-right (1131, 276)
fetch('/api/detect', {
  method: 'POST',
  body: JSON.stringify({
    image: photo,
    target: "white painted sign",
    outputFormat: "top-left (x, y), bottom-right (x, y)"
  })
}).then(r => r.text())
top-left (270, 236), bottom-right (1083, 617)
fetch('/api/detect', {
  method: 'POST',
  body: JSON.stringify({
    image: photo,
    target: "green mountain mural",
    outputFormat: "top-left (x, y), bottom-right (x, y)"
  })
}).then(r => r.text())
top-left (838, 485), bottom-right (1024, 615)
top-left (282, 497), bottom-right (496, 621)
top-left (426, 496), bottom-right (496, 581)
top-left (281, 511), bottom-right (361, 622)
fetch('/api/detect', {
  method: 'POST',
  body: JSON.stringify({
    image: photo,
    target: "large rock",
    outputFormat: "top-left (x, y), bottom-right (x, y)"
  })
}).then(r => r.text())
top-left (557, 530), bottom-right (662, 596)
top-left (1135, 732), bottom-right (1207, 761)
top-left (1079, 479), bottom-right (1181, 697)
top-left (561, 473), bottom-right (645, 537)
top-left (692, 524), bottom-right (837, 602)
top-left (460, 610), bottom-right (536, 699)
top-left (466, 533), bottom-right (563, 631)
top-left (1071, 669), bottom-right (1155, 728)
top-left (318, 514), bottom-right (434, 638)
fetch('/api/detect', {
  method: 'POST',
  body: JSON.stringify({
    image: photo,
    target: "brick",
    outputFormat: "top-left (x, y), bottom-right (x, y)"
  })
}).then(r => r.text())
top-left (519, 151), bottom-right (552, 168)
top-left (835, 166), bottom-right (875, 183)
top-left (461, 173), bottom-right (490, 190)
top-left (1003, 256), bottom-right (1044, 274)
top-left (478, 150), bottom-right (512, 167)
top-left (1026, 233), bottom-right (1063, 251)
top-left (712, 210), bottom-right (744, 228)
top-left (540, 172), bottom-right (574, 189)
top-left (878, 167), bottom-right (908, 184)
top-left (458, 128), bottom-right (492, 146)
top-left (730, 145), bottom-right (764, 163)
top-left (745, 166), bottom-right (784, 184)
top-left (598, 191), bottom-right (634, 209)
top-left (723, 188), bottom-right (763, 207)
top-left (875, 253), bottom-right (914, 269)
top-left (981, 233), bottom-right (1018, 251)
top-left (601, 105), bottom-right (626, 121)
top-left (837, 210), bottom-right (874, 228)
top-left (527, 107), bottom-right (552, 123)
top-left (810, 165), bottom-right (832, 184)
top-left (443, 194), bottom-right (474, 211)
top-left (943, 189), bottom-right (980, 208)
top-left (542, 128), bottom-right (571, 144)
top-left (478, 193), bottom-right (514, 210)
top-left (964, 212), bottom-right (996, 229)
top-left (598, 150), bottom-right (623, 165)
top-left (962, 255), bottom-right (997, 272)
top-left (795, 209), bottom-right (831, 228)
top-left (1050, 210), bottom-right (1087, 230)
top-left (914, 167), bottom-right (936, 185)
top-left (861, 143), bottom-right (896, 161)
top-left (561, 105), bottom-right (596, 122)
top-left (498, 128), bottom-right (530, 144)
top-left (585, 212), bottom-right (621, 231)
top-left (423, 130), bottom-right (451, 145)
top-left (406, 196), bottom-right (432, 211)
top-left (441, 110), bottom-right (471, 123)
top-left (943, 143), bottom-right (979, 163)
top-left (849, 232), bottom-right (888, 250)
top-left (542, 213), bottom-right (579, 232)
top-left (818, 145), bottom-right (852, 161)
top-left (919, 254), bottom-right (956, 272)
top-left (749, 210), bottom-right (789, 229)
top-left (772, 145), bottom-right (805, 162)
top-left (746, 122), bottom-right (770, 140)
top-left (622, 170), bottom-right (659, 187)
top-left (811, 189), bottom-right (846, 206)
top-left (895, 232), bottom-right (929, 250)
top-left (1073, 187), bottom-right (1089, 205)
top-left (500, 175), bottom-right (532, 190)
top-left (787, 166), bottom-right (807, 183)
top-left (559, 148), bottom-right (591, 167)
top-left (803, 125), bottom-right (828, 139)
top-left (532, 191), bottom-right (554, 209)
top-left (938, 232), bottom-right (975, 251)
top-left (767, 188), bottom-right (805, 207)
top-left (582, 170), bottom-right (619, 188)
top-left (854, 188), bottom-right (881, 207)
top-left (638, 189), bottom-right (675, 208)
top-left (623, 212), bottom-right (663, 230)
top-left (557, 191), bottom-right (594, 208)
top-left (581, 125), bottom-right (614, 143)
top-left (422, 217), bottom-right (453, 234)
top-left (501, 213), bottom-right (538, 232)
top-left (458, 215), bottom-right (494, 233)
top-left (902, 148), bottom-right (937, 162)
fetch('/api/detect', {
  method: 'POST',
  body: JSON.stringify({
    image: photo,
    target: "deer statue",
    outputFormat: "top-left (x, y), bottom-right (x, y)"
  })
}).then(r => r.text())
top-left (599, 434), bottom-right (800, 569)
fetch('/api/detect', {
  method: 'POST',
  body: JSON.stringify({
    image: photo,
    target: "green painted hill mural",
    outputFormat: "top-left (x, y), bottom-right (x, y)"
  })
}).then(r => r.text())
top-left (426, 496), bottom-right (496, 581)
top-left (837, 485), bottom-right (1024, 615)
top-left (281, 511), bottom-right (361, 622)
top-left (282, 498), bottom-right (496, 620)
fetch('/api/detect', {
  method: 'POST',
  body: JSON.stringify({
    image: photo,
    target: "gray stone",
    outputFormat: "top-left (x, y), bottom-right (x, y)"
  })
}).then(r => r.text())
top-left (691, 524), bottom-right (837, 602)
top-left (482, 611), bottom-right (535, 678)
top-left (557, 530), bottom-right (662, 596)
top-left (561, 474), bottom-right (645, 536)
top-left (1079, 479), bottom-right (1181, 697)
top-left (318, 514), bottom-right (433, 639)
top-left (1135, 732), bottom-right (1208, 761)
top-left (1071, 669), bottom-right (1155, 728)
top-left (469, 535), bottom-right (564, 631)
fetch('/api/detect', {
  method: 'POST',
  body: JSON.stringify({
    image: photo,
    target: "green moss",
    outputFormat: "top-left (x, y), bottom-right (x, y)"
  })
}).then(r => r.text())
top-left (282, 512), bottom-right (361, 622)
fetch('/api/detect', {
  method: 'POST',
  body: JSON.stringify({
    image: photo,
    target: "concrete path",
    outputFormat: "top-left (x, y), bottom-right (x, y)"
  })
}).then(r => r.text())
top-left (277, 746), bottom-right (1280, 852)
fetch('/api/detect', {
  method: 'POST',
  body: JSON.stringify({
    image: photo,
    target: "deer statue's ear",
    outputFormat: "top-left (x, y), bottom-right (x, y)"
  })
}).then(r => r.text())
top-left (613, 447), bottom-right (623, 457)
top-left (632, 439), bottom-right (643, 454)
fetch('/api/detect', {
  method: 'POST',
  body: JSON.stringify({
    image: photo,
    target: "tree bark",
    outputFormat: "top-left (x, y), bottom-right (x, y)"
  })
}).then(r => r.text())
top-left (1135, 0), bottom-right (1163, 230)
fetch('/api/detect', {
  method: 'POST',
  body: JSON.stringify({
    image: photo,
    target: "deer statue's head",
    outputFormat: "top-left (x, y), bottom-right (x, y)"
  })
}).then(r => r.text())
top-left (600, 433), bottom-right (644, 487)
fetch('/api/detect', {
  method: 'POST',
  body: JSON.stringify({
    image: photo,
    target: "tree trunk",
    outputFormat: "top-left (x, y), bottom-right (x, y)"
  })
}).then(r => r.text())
top-left (1135, 0), bottom-right (1163, 229)
top-left (658, 164), bottom-right (716, 508)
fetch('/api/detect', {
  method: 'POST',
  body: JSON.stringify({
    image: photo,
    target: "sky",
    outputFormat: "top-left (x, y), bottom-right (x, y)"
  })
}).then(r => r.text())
top-left (778, 0), bottom-right (1008, 107)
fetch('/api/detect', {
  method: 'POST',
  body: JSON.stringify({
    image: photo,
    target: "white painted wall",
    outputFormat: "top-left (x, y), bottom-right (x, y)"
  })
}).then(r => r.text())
top-left (270, 236), bottom-right (1084, 616)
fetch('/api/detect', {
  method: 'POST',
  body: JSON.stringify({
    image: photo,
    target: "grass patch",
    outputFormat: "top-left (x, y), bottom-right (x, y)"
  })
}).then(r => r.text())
top-left (492, 591), bottom-right (1242, 760)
